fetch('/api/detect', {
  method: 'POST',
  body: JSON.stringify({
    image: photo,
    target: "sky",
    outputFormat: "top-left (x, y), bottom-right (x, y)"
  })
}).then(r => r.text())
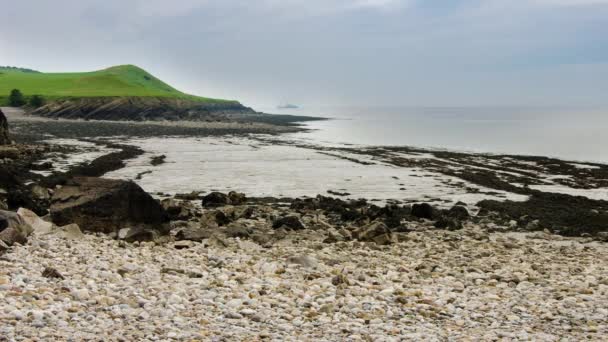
top-left (1, 0), bottom-right (607, 108)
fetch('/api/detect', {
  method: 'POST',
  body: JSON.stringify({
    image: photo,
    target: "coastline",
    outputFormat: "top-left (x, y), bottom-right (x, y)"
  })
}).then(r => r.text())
top-left (1, 106), bottom-right (608, 339)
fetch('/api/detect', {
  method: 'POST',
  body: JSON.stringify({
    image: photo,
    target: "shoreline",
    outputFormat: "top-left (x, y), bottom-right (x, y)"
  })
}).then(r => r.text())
top-left (1, 107), bottom-right (608, 339)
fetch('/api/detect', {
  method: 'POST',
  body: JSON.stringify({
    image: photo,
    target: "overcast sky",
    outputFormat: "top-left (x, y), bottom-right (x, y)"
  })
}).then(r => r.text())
top-left (1, 0), bottom-right (607, 107)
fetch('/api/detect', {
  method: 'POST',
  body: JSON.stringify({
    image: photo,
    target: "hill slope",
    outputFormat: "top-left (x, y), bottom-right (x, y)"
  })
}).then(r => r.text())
top-left (0, 65), bottom-right (236, 104)
top-left (0, 65), bottom-right (257, 121)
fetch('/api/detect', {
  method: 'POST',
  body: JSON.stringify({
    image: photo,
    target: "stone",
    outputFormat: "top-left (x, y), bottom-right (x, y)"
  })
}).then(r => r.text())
top-left (59, 223), bottom-right (85, 240)
top-left (287, 255), bottom-right (318, 268)
top-left (175, 227), bottom-right (213, 242)
top-left (224, 224), bottom-right (252, 239)
top-left (161, 198), bottom-right (195, 221)
top-left (434, 217), bottom-right (463, 231)
top-left (117, 226), bottom-right (160, 242)
top-left (228, 191), bottom-right (247, 205)
top-left (352, 221), bottom-right (393, 245)
top-left (42, 267), bottom-right (64, 279)
top-left (0, 109), bottom-right (10, 145)
top-left (202, 192), bottom-right (230, 207)
top-left (272, 215), bottom-right (306, 230)
top-left (411, 203), bottom-right (435, 220)
top-left (17, 207), bottom-right (53, 234)
top-left (0, 209), bottom-right (33, 245)
top-left (448, 205), bottom-right (470, 220)
top-left (50, 177), bottom-right (169, 235)
top-left (173, 241), bottom-right (195, 249)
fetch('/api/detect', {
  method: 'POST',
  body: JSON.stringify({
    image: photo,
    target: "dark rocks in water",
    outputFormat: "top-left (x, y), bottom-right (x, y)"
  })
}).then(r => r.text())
top-left (352, 221), bottom-right (393, 245)
top-left (411, 203), bottom-right (435, 220)
top-left (272, 215), bottom-right (306, 230)
top-left (50, 177), bottom-right (169, 237)
top-left (0, 109), bottom-right (10, 145)
top-left (202, 191), bottom-right (247, 207)
top-left (447, 205), bottom-right (470, 220)
top-left (150, 155), bottom-right (166, 166)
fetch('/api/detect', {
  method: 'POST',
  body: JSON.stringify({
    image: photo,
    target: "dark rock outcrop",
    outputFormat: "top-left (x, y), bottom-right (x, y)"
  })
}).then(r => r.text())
top-left (30, 97), bottom-right (256, 121)
top-left (0, 109), bottom-right (10, 145)
top-left (50, 177), bottom-right (169, 236)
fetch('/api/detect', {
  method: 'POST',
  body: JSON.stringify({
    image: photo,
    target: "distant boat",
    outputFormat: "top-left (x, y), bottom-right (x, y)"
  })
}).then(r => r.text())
top-left (277, 103), bottom-right (299, 109)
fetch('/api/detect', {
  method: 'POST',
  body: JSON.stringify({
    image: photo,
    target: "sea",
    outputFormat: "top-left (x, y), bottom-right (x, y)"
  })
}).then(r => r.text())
top-left (261, 106), bottom-right (608, 163)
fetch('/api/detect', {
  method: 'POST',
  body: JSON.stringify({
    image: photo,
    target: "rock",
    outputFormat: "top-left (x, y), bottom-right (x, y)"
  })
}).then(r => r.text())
top-left (50, 177), bottom-right (169, 236)
top-left (352, 221), bottom-right (393, 245)
top-left (0, 109), bottom-right (10, 145)
top-left (174, 191), bottom-right (203, 201)
top-left (0, 209), bottom-right (33, 245)
top-left (42, 267), bottom-right (64, 279)
top-left (150, 155), bottom-right (166, 166)
top-left (175, 227), bottom-right (213, 242)
top-left (434, 217), bottom-right (463, 231)
top-left (202, 192), bottom-right (230, 207)
top-left (161, 198), bottom-right (195, 221)
top-left (118, 226), bottom-right (160, 242)
top-left (272, 215), bottom-right (306, 230)
top-left (58, 224), bottom-right (85, 240)
top-left (0, 240), bottom-right (9, 253)
top-left (29, 184), bottom-right (51, 200)
top-left (287, 255), bottom-right (318, 268)
top-left (228, 191), bottom-right (247, 205)
top-left (224, 224), bottom-right (252, 239)
top-left (173, 241), bottom-right (195, 249)
top-left (448, 205), bottom-right (470, 220)
top-left (17, 208), bottom-right (53, 234)
top-left (411, 203), bottom-right (435, 220)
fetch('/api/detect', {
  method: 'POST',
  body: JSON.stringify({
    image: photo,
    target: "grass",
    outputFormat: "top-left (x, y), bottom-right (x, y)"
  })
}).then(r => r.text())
top-left (0, 64), bottom-right (237, 105)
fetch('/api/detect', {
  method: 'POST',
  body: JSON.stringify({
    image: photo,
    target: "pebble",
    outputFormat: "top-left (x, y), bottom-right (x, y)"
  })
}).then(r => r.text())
top-left (0, 226), bottom-right (606, 340)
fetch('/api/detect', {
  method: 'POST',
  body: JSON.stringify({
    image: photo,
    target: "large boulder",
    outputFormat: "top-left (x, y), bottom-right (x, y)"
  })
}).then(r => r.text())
top-left (50, 177), bottom-right (169, 236)
top-left (0, 109), bottom-right (10, 145)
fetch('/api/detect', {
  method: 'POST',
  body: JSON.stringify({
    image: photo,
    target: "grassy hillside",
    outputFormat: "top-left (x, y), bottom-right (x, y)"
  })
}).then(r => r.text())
top-left (0, 65), bottom-right (236, 105)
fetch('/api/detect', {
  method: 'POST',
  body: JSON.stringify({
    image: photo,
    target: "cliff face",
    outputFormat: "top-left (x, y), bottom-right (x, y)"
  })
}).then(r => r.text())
top-left (0, 109), bottom-right (10, 145)
top-left (30, 97), bottom-right (257, 121)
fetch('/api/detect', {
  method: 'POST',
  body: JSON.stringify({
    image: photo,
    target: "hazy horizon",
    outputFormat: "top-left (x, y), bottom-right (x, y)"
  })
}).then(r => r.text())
top-left (2, 0), bottom-right (607, 108)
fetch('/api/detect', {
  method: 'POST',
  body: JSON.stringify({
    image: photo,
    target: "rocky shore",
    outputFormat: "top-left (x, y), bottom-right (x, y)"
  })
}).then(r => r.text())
top-left (1, 107), bottom-right (608, 340)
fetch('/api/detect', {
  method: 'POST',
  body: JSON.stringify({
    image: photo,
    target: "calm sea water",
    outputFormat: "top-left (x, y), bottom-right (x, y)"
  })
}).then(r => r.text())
top-left (257, 106), bottom-right (608, 163)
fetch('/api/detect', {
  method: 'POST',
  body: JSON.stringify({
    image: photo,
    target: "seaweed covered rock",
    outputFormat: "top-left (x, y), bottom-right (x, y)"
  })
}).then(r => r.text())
top-left (50, 177), bottom-right (169, 237)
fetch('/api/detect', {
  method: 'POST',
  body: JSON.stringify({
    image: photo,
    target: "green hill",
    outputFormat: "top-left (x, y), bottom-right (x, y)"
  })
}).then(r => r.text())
top-left (0, 64), bottom-right (236, 105)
